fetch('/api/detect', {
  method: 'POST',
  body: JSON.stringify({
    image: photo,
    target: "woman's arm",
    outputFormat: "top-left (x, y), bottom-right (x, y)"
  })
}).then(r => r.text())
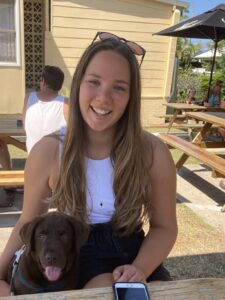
top-left (63, 97), bottom-right (69, 122)
top-left (0, 137), bottom-right (58, 295)
top-left (114, 134), bottom-right (177, 281)
top-left (22, 94), bottom-right (29, 128)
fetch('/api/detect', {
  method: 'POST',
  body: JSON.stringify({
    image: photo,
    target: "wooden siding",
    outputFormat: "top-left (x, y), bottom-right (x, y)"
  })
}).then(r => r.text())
top-left (0, 0), bottom-right (25, 114)
top-left (44, 0), bottom-right (181, 126)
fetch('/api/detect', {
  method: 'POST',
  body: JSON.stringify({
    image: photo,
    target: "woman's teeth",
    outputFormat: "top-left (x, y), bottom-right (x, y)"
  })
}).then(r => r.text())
top-left (92, 106), bottom-right (111, 115)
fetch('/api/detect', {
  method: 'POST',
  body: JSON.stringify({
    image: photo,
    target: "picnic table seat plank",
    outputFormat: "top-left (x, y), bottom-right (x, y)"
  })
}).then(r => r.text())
top-left (159, 133), bottom-right (225, 177)
top-left (0, 170), bottom-right (24, 186)
top-left (149, 123), bottom-right (208, 129)
top-left (154, 114), bottom-right (186, 120)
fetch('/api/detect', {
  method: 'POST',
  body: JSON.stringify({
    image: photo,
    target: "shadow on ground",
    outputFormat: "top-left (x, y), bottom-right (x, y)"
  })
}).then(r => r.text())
top-left (165, 253), bottom-right (225, 280)
top-left (178, 166), bottom-right (225, 206)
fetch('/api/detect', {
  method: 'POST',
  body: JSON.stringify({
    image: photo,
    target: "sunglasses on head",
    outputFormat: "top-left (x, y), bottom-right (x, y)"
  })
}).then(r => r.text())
top-left (91, 31), bottom-right (146, 67)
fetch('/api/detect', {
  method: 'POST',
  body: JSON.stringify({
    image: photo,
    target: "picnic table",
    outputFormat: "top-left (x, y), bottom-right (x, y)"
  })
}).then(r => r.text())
top-left (160, 111), bottom-right (225, 175)
top-left (0, 114), bottom-right (26, 151)
top-left (185, 111), bottom-right (225, 154)
top-left (162, 103), bottom-right (207, 132)
top-left (2, 278), bottom-right (225, 300)
top-left (0, 114), bottom-right (26, 187)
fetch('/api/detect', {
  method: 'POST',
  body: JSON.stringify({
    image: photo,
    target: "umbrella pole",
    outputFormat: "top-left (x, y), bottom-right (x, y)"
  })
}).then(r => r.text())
top-left (206, 40), bottom-right (218, 101)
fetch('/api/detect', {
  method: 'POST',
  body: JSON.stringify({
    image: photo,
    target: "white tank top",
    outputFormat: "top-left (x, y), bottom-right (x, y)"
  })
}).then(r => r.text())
top-left (25, 92), bottom-right (67, 153)
top-left (58, 130), bottom-right (115, 224)
top-left (86, 157), bottom-right (115, 224)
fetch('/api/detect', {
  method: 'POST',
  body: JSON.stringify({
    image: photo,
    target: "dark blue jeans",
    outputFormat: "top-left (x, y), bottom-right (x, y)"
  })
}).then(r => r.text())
top-left (77, 222), bottom-right (171, 288)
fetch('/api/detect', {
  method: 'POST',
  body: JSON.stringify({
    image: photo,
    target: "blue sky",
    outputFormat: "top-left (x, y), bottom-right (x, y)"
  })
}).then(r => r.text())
top-left (186, 0), bottom-right (223, 18)
top-left (184, 0), bottom-right (223, 50)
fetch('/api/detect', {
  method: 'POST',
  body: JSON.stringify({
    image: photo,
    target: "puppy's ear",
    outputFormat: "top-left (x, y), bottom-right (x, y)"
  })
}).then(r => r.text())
top-left (67, 216), bottom-right (89, 252)
top-left (20, 216), bottom-right (42, 254)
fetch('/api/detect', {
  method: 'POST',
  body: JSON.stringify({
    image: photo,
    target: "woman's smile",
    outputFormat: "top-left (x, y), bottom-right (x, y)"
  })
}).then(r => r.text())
top-left (90, 105), bottom-right (112, 117)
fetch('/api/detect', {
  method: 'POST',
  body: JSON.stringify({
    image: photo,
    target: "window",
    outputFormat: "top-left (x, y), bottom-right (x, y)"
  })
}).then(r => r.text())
top-left (0, 0), bottom-right (20, 65)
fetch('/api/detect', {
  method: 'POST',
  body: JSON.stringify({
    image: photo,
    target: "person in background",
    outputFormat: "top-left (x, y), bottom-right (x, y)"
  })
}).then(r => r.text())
top-left (217, 100), bottom-right (225, 140)
top-left (218, 101), bottom-right (225, 189)
top-left (184, 87), bottom-right (196, 104)
top-left (204, 80), bottom-right (223, 107)
top-left (23, 65), bottom-right (69, 153)
top-left (0, 32), bottom-right (177, 295)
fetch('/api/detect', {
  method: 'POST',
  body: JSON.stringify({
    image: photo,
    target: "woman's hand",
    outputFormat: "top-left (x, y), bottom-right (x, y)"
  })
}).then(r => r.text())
top-left (113, 264), bottom-right (146, 282)
top-left (0, 280), bottom-right (11, 296)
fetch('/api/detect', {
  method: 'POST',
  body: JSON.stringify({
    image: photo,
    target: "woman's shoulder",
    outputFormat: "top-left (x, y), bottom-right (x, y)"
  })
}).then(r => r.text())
top-left (142, 130), bottom-right (167, 149)
top-left (28, 133), bottom-right (61, 163)
top-left (142, 130), bottom-right (175, 168)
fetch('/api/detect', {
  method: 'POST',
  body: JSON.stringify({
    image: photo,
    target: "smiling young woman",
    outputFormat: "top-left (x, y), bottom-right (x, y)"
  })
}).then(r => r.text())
top-left (0, 32), bottom-right (177, 295)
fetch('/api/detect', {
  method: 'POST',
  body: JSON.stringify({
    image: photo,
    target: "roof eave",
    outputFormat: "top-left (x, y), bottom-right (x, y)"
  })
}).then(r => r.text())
top-left (154, 0), bottom-right (188, 9)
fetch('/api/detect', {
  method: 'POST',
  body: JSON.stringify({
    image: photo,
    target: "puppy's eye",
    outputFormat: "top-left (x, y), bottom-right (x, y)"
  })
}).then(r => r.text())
top-left (58, 230), bottom-right (66, 236)
top-left (38, 231), bottom-right (47, 239)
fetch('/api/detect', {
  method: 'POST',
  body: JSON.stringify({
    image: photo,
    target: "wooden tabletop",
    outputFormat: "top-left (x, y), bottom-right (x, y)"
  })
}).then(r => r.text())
top-left (186, 112), bottom-right (225, 128)
top-left (2, 278), bottom-right (225, 300)
top-left (0, 114), bottom-right (25, 136)
top-left (163, 103), bottom-right (207, 111)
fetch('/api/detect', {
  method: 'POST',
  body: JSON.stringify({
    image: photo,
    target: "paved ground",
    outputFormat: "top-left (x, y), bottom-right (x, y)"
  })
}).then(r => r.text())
top-left (0, 164), bottom-right (224, 254)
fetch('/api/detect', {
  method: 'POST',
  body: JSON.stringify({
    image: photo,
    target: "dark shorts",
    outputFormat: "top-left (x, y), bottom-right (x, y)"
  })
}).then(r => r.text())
top-left (77, 222), bottom-right (171, 288)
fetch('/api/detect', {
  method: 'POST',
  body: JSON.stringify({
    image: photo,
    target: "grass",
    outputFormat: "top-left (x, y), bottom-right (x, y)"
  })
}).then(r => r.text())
top-left (8, 145), bottom-right (27, 169)
top-left (165, 202), bottom-right (225, 279)
top-left (171, 202), bottom-right (225, 256)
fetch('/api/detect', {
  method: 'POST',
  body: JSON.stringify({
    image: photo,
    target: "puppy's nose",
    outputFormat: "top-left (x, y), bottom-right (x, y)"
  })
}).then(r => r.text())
top-left (45, 252), bottom-right (57, 265)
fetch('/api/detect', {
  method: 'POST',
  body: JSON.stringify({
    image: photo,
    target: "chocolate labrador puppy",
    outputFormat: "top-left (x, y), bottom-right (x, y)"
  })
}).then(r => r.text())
top-left (8, 211), bottom-right (89, 295)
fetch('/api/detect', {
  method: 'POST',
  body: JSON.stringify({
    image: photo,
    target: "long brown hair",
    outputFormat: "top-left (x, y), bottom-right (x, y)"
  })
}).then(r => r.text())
top-left (52, 38), bottom-right (153, 236)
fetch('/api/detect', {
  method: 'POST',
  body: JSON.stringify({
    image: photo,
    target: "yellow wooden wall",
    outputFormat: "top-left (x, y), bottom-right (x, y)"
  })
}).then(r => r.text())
top-left (0, 0), bottom-right (184, 125)
top-left (0, 1), bottom-right (25, 114)
top-left (45, 0), bottom-right (182, 126)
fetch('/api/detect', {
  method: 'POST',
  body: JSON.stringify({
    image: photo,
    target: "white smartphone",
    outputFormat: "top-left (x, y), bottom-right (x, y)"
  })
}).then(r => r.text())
top-left (113, 282), bottom-right (151, 300)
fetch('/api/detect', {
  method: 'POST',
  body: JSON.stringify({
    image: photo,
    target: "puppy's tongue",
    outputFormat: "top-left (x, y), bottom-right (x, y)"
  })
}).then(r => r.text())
top-left (44, 266), bottom-right (62, 281)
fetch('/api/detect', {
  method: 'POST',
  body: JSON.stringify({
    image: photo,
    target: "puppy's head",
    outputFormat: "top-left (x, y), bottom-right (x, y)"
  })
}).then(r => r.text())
top-left (20, 212), bottom-right (89, 282)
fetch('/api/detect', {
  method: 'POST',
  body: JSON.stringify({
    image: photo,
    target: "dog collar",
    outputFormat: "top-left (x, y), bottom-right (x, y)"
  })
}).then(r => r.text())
top-left (10, 245), bottom-right (26, 294)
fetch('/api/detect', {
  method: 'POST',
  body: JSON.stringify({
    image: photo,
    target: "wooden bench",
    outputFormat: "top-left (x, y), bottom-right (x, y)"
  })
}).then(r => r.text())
top-left (154, 114), bottom-right (186, 120)
top-left (0, 170), bottom-right (24, 186)
top-left (149, 123), bottom-right (207, 130)
top-left (158, 133), bottom-right (225, 178)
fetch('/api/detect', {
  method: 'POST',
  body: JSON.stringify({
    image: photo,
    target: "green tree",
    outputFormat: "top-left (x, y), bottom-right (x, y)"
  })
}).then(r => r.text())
top-left (176, 38), bottom-right (196, 70)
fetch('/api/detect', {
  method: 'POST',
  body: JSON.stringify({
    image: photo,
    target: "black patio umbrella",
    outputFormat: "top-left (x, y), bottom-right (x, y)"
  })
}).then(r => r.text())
top-left (154, 4), bottom-right (225, 100)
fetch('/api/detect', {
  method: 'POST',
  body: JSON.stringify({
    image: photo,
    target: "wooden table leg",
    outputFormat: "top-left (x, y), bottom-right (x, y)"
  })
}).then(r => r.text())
top-left (167, 110), bottom-right (179, 133)
top-left (1, 136), bottom-right (26, 151)
top-left (176, 122), bottom-right (213, 168)
top-left (176, 153), bottom-right (189, 169)
top-left (192, 122), bottom-right (212, 144)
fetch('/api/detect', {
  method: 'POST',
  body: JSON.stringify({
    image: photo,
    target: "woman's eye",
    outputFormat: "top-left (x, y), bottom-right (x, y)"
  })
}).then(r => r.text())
top-left (89, 80), bottom-right (100, 86)
top-left (114, 85), bottom-right (126, 92)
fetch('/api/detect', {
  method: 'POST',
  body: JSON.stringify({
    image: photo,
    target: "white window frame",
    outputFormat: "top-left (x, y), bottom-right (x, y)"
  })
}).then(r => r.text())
top-left (0, 0), bottom-right (20, 66)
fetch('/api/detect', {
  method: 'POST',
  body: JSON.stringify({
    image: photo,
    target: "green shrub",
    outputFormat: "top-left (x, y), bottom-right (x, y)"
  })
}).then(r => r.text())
top-left (177, 69), bottom-right (202, 101)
